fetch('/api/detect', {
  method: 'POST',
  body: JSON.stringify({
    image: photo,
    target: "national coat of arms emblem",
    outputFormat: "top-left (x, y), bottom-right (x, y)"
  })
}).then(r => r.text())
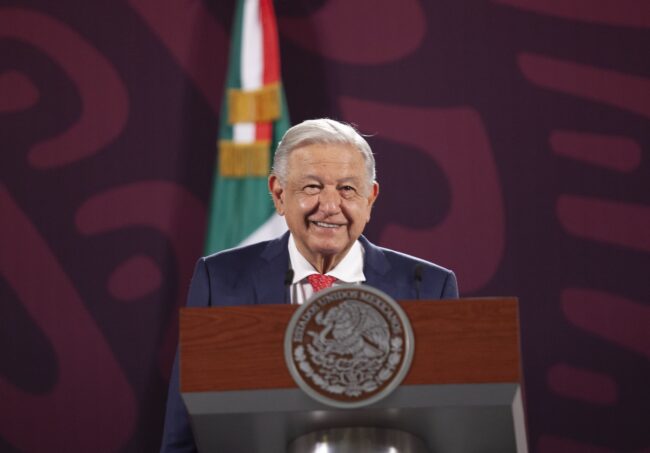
top-left (284, 285), bottom-right (414, 408)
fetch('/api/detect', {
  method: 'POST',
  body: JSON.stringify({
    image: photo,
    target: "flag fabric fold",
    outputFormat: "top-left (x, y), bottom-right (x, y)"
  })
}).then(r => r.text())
top-left (205, 0), bottom-right (290, 254)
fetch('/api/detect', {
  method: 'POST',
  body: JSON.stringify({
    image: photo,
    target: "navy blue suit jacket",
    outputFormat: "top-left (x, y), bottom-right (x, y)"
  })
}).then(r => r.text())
top-left (160, 233), bottom-right (458, 452)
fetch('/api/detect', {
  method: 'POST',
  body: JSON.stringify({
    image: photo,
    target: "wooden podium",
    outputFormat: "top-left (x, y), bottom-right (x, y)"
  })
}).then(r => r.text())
top-left (180, 298), bottom-right (528, 452)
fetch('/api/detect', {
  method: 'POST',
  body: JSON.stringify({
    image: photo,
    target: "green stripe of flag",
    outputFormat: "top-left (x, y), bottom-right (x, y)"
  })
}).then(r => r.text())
top-left (204, 0), bottom-right (290, 254)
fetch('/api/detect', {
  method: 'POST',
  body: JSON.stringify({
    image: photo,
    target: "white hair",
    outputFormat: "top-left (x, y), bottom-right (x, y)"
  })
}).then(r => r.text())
top-left (271, 118), bottom-right (376, 187)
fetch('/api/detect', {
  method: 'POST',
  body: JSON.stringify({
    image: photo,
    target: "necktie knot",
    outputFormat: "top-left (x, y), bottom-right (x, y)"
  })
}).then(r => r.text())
top-left (307, 274), bottom-right (336, 293)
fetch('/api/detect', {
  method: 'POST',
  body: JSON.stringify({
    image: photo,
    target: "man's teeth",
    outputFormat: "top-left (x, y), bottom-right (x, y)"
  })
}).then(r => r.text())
top-left (314, 221), bottom-right (339, 228)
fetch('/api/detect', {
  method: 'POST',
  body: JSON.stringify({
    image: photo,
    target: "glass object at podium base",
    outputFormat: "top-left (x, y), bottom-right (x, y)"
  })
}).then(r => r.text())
top-left (288, 427), bottom-right (430, 453)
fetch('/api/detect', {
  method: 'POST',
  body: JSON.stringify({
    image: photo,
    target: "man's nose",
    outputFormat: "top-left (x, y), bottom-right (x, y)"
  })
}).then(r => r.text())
top-left (318, 187), bottom-right (341, 214)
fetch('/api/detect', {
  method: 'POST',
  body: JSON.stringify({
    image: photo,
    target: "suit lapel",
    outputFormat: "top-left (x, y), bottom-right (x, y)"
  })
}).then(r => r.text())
top-left (360, 236), bottom-right (391, 292)
top-left (252, 232), bottom-right (291, 304)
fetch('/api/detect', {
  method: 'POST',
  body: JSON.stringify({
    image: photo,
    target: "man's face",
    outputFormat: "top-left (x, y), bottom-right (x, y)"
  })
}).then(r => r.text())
top-left (269, 143), bottom-right (379, 271)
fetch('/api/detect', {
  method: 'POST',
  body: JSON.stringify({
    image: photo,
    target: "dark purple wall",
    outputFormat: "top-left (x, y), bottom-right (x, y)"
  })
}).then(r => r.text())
top-left (1, 1), bottom-right (648, 451)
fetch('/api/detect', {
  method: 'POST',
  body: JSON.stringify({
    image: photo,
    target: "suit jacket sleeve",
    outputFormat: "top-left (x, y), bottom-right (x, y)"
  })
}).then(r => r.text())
top-left (160, 259), bottom-right (210, 453)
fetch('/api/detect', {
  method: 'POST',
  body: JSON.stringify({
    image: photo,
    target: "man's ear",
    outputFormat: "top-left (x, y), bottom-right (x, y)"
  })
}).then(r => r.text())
top-left (268, 175), bottom-right (285, 215)
top-left (365, 181), bottom-right (379, 222)
top-left (368, 181), bottom-right (379, 208)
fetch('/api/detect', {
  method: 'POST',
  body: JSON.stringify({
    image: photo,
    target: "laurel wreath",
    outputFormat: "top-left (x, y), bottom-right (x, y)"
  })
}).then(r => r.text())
top-left (293, 336), bottom-right (403, 397)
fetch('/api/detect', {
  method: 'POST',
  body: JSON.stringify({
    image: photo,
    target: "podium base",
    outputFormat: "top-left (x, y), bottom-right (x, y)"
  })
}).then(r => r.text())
top-left (288, 427), bottom-right (429, 453)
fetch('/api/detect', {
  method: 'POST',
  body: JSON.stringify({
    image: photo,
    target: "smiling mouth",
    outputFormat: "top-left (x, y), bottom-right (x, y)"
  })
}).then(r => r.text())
top-left (311, 221), bottom-right (344, 229)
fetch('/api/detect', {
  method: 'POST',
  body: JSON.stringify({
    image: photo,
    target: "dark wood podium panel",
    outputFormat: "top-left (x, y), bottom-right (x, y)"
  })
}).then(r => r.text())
top-left (180, 305), bottom-right (295, 392)
top-left (180, 297), bottom-right (520, 393)
top-left (403, 297), bottom-right (520, 385)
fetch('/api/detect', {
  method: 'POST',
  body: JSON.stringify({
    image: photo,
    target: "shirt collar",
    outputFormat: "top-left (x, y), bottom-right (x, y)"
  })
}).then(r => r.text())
top-left (288, 234), bottom-right (365, 284)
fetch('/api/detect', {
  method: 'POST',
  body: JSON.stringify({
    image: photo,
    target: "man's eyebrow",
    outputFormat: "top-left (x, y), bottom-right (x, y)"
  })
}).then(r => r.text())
top-left (298, 174), bottom-right (323, 182)
top-left (297, 175), bottom-right (362, 184)
top-left (337, 176), bottom-right (362, 184)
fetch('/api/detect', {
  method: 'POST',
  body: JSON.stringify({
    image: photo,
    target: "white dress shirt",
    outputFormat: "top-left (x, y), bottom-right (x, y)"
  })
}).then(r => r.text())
top-left (288, 234), bottom-right (365, 304)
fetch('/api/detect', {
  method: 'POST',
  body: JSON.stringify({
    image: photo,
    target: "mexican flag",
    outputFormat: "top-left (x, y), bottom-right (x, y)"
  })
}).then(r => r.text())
top-left (204, 0), bottom-right (290, 254)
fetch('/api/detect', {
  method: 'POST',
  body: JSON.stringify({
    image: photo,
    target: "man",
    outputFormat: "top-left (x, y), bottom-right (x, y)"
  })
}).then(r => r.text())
top-left (160, 119), bottom-right (458, 452)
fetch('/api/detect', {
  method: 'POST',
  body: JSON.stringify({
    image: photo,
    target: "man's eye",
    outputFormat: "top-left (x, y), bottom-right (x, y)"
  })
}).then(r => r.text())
top-left (303, 185), bottom-right (321, 194)
top-left (339, 186), bottom-right (358, 197)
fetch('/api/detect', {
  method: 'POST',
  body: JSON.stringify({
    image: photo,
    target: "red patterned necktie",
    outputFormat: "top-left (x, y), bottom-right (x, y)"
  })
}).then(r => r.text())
top-left (307, 274), bottom-right (336, 293)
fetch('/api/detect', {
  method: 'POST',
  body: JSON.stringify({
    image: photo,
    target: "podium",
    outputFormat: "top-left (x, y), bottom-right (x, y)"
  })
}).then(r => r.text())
top-left (180, 298), bottom-right (528, 452)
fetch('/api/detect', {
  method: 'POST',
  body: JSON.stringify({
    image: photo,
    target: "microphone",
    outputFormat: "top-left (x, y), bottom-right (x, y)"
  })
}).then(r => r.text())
top-left (284, 268), bottom-right (294, 304)
top-left (413, 264), bottom-right (423, 300)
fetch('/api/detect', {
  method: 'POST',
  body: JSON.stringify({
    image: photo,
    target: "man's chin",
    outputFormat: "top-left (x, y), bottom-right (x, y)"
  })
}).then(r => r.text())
top-left (308, 241), bottom-right (351, 260)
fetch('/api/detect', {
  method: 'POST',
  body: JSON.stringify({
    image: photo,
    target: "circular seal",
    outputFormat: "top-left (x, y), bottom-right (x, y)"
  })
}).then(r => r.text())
top-left (284, 284), bottom-right (414, 409)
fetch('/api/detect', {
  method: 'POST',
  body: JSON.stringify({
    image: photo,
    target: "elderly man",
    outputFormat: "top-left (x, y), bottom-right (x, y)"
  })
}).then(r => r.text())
top-left (160, 118), bottom-right (458, 452)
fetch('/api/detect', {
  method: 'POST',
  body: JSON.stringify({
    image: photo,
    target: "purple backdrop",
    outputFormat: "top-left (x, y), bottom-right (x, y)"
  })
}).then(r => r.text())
top-left (1, 0), bottom-right (649, 451)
